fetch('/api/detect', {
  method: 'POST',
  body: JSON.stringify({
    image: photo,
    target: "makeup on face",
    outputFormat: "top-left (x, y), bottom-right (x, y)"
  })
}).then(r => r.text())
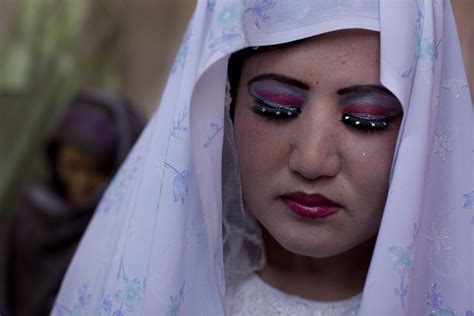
top-left (247, 72), bottom-right (402, 131)
top-left (281, 192), bottom-right (341, 219)
top-left (234, 30), bottom-right (400, 262)
top-left (337, 85), bottom-right (403, 130)
top-left (248, 74), bottom-right (308, 118)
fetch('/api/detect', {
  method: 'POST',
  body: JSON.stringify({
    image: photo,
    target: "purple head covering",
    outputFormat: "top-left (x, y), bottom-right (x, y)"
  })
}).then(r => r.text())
top-left (48, 90), bottom-right (143, 174)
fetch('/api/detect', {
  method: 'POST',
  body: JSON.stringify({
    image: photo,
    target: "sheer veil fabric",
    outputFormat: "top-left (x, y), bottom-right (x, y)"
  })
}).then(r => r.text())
top-left (54, 1), bottom-right (473, 315)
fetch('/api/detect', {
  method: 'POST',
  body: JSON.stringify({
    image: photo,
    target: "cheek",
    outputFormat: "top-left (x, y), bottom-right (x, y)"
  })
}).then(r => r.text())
top-left (342, 130), bottom-right (399, 211)
top-left (90, 174), bottom-right (109, 190)
top-left (233, 99), bottom-right (293, 212)
top-left (234, 103), bottom-right (281, 176)
top-left (57, 165), bottom-right (74, 185)
top-left (234, 119), bottom-right (265, 190)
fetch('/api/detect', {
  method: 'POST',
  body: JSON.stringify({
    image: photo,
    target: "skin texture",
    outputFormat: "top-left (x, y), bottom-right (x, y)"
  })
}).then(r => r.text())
top-left (233, 30), bottom-right (402, 301)
top-left (55, 144), bottom-right (108, 207)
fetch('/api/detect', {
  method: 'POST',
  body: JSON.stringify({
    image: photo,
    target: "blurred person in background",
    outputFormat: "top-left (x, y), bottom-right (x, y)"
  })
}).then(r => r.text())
top-left (0, 90), bottom-right (143, 316)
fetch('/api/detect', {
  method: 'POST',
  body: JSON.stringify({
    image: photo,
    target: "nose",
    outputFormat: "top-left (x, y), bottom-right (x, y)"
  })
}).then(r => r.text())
top-left (288, 112), bottom-right (341, 180)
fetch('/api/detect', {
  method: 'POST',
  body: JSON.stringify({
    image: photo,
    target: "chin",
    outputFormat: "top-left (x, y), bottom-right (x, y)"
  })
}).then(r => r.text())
top-left (274, 228), bottom-right (376, 259)
top-left (288, 242), bottom-right (347, 259)
top-left (271, 230), bottom-right (342, 258)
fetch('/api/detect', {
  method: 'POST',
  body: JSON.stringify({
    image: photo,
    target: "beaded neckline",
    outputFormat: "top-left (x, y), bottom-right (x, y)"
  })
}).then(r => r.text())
top-left (228, 273), bottom-right (362, 315)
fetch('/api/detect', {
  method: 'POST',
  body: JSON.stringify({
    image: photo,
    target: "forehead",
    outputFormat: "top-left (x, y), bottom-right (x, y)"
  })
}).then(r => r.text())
top-left (241, 29), bottom-right (380, 87)
top-left (58, 144), bottom-right (96, 164)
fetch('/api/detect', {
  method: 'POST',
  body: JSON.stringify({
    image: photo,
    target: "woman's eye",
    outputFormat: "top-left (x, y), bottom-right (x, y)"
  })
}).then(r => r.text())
top-left (341, 113), bottom-right (393, 131)
top-left (253, 102), bottom-right (302, 119)
top-left (247, 77), bottom-right (307, 120)
top-left (337, 87), bottom-right (403, 132)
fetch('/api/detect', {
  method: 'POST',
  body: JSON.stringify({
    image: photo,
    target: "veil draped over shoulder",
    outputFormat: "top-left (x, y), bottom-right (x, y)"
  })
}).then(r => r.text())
top-left (55, 1), bottom-right (473, 315)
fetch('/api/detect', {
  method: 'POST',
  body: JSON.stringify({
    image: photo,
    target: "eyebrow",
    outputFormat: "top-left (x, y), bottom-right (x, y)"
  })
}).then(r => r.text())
top-left (248, 73), bottom-right (310, 90)
top-left (247, 76), bottom-right (397, 100)
top-left (337, 84), bottom-right (394, 97)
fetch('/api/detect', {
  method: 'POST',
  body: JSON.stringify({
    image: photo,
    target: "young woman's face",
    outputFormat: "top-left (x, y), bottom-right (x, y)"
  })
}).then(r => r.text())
top-left (56, 144), bottom-right (109, 207)
top-left (233, 30), bottom-right (403, 258)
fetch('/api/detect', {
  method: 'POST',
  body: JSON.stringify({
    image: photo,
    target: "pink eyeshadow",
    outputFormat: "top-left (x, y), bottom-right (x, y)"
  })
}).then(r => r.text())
top-left (255, 89), bottom-right (305, 106)
top-left (342, 104), bottom-right (399, 117)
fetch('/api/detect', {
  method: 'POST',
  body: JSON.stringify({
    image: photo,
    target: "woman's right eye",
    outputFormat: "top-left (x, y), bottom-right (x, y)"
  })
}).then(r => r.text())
top-left (252, 102), bottom-right (302, 119)
top-left (247, 77), bottom-right (307, 120)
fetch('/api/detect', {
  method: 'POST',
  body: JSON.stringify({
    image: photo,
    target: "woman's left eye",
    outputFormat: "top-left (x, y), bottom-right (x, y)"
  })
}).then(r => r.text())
top-left (341, 113), bottom-right (393, 131)
top-left (253, 102), bottom-right (302, 119)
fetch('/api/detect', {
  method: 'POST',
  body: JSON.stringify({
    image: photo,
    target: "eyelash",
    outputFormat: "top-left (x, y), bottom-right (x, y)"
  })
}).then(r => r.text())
top-left (340, 113), bottom-right (394, 131)
top-left (252, 100), bottom-right (398, 131)
top-left (252, 102), bottom-right (302, 119)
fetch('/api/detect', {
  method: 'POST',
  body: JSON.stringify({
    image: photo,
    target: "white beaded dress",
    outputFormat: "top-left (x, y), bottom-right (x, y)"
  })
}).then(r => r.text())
top-left (228, 274), bottom-right (361, 316)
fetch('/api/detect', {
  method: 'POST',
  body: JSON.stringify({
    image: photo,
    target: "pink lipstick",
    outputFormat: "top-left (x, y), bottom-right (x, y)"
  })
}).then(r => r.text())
top-left (282, 192), bottom-right (340, 219)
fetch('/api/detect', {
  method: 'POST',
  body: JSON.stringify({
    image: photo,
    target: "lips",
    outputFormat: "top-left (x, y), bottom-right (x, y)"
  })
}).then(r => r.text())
top-left (281, 192), bottom-right (341, 219)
